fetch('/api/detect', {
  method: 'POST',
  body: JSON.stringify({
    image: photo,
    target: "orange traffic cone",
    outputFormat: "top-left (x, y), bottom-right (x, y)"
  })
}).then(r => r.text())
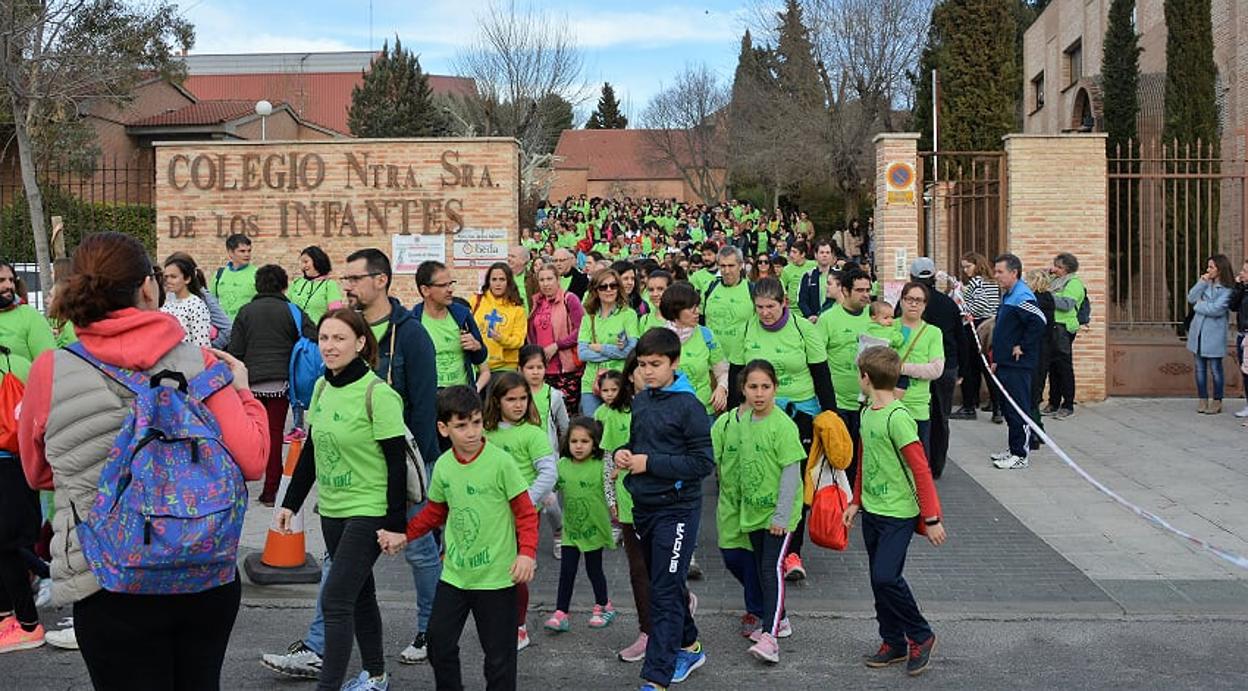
top-left (243, 436), bottom-right (321, 584)
top-left (263, 437), bottom-right (306, 567)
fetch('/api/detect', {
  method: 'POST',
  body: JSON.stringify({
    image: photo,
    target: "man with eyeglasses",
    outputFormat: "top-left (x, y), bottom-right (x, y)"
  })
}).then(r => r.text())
top-left (702, 246), bottom-right (755, 402)
top-left (413, 261), bottom-right (490, 393)
top-left (261, 247), bottom-right (444, 676)
top-left (552, 248), bottom-right (588, 301)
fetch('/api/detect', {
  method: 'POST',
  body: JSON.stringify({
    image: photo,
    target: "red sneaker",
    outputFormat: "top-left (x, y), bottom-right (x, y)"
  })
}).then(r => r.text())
top-left (782, 553), bottom-right (806, 581)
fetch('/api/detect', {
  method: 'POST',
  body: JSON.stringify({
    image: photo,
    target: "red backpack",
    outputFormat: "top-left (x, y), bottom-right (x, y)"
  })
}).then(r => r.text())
top-left (0, 346), bottom-right (26, 453)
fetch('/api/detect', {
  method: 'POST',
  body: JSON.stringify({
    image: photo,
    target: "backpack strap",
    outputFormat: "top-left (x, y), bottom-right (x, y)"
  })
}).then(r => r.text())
top-left (186, 359), bottom-right (234, 403)
top-left (286, 302), bottom-right (302, 334)
top-left (364, 377), bottom-right (380, 423)
top-left (213, 267), bottom-right (225, 293)
top-left (64, 342), bottom-right (147, 396)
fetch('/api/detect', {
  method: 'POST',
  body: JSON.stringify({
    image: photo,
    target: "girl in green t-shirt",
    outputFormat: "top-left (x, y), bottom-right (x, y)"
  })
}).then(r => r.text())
top-left (520, 345), bottom-right (569, 561)
top-left (543, 417), bottom-right (617, 633)
top-left (482, 371), bottom-right (558, 650)
top-left (736, 361), bottom-right (805, 662)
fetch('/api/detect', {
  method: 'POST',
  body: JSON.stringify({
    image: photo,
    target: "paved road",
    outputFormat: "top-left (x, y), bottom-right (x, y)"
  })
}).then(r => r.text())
top-left (11, 604), bottom-right (1248, 689)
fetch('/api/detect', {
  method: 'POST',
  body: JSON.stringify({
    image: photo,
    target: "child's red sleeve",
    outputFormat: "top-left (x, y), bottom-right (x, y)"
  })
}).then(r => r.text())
top-left (852, 441), bottom-right (863, 503)
top-left (900, 441), bottom-right (942, 521)
top-left (510, 494), bottom-right (539, 559)
top-left (405, 501), bottom-right (449, 541)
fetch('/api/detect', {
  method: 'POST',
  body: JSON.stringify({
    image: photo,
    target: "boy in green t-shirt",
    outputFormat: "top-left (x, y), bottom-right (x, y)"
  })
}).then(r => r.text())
top-left (402, 387), bottom-right (538, 690)
top-left (210, 233), bottom-right (259, 318)
top-left (843, 347), bottom-right (945, 678)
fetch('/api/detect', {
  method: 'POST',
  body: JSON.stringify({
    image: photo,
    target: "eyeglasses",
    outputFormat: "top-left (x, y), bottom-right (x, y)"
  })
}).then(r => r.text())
top-left (428, 281), bottom-right (457, 289)
top-left (902, 297), bottom-right (927, 305)
top-left (342, 272), bottom-right (381, 284)
top-left (597, 282), bottom-right (619, 291)
top-left (757, 259), bottom-right (771, 264)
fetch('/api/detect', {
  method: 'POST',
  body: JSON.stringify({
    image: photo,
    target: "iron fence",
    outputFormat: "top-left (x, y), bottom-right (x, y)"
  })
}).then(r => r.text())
top-left (917, 151), bottom-right (1007, 278)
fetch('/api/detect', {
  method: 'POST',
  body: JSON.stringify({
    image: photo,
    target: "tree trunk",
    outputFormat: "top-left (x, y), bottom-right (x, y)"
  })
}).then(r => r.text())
top-left (12, 98), bottom-right (51, 302)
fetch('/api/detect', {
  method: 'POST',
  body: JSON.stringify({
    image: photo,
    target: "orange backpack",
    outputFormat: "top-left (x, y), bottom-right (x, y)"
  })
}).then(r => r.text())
top-left (0, 346), bottom-right (26, 453)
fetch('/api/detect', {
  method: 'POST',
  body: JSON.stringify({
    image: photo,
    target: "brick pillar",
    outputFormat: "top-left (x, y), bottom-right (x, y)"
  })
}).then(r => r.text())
top-left (873, 133), bottom-right (921, 282)
top-left (1004, 134), bottom-right (1108, 402)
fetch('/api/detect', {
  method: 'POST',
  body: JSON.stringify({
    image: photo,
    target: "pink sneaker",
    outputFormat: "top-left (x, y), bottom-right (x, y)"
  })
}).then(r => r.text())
top-left (748, 632), bottom-right (780, 664)
top-left (543, 610), bottom-right (570, 633)
top-left (588, 602), bottom-right (616, 628)
top-left (617, 632), bottom-right (648, 662)
top-left (283, 428), bottom-right (306, 444)
top-left (0, 619), bottom-right (45, 654)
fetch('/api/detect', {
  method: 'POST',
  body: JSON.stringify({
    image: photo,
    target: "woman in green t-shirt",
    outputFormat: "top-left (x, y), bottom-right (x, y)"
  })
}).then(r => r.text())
top-left (277, 308), bottom-right (410, 690)
top-left (894, 282), bottom-right (946, 458)
top-left (577, 269), bottom-right (639, 416)
top-left (290, 245), bottom-right (344, 325)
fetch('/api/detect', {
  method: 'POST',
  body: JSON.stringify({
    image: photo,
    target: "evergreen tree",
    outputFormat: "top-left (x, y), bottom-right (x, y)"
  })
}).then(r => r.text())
top-left (1102, 0), bottom-right (1141, 155)
top-left (348, 38), bottom-right (450, 138)
top-left (934, 0), bottom-right (1018, 151)
top-left (585, 82), bottom-right (628, 129)
top-left (911, 4), bottom-right (948, 153)
top-left (773, 0), bottom-right (824, 108)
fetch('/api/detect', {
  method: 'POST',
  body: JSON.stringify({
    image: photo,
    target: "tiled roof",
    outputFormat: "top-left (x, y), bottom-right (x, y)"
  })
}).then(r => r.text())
top-left (126, 100), bottom-right (269, 127)
top-left (553, 129), bottom-right (725, 180)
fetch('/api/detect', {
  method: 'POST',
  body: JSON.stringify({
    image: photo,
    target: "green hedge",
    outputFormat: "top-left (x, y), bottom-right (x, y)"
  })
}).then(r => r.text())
top-left (0, 186), bottom-right (155, 261)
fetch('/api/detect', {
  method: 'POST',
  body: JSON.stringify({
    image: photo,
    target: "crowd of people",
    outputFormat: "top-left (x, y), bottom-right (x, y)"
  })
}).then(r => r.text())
top-left (2, 191), bottom-right (1216, 691)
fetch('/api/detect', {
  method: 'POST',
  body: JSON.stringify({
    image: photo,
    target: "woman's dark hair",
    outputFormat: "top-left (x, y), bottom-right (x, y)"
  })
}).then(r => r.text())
top-left (738, 359), bottom-right (779, 391)
top-left (598, 369), bottom-right (634, 412)
top-left (518, 343), bottom-right (545, 371)
top-left (255, 264), bottom-right (289, 294)
top-left (480, 261), bottom-right (523, 306)
top-left (165, 251), bottom-right (209, 293)
top-left (560, 416), bottom-right (603, 461)
top-left (612, 260), bottom-right (643, 310)
top-left (55, 232), bottom-right (154, 327)
top-left (752, 276), bottom-right (786, 304)
top-left (301, 245), bottom-right (332, 277)
top-left (901, 281), bottom-right (930, 307)
top-left (163, 256), bottom-right (205, 297)
top-left (319, 307), bottom-right (380, 369)
top-left (658, 281), bottom-right (699, 322)
top-left (1209, 254), bottom-right (1235, 288)
top-left (483, 371), bottom-right (540, 430)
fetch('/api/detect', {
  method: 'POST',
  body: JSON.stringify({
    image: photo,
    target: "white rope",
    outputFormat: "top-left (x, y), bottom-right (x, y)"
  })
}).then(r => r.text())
top-left (939, 271), bottom-right (1248, 571)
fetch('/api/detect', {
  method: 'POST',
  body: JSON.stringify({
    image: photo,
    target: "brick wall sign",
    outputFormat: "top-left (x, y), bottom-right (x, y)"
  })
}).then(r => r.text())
top-left (155, 138), bottom-right (520, 305)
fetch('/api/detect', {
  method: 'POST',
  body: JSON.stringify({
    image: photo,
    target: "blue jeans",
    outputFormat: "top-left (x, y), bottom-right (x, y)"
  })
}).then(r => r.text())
top-left (916, 419), bottom-right (932, 461)
top-left (580, 392), bottom-right (602, 416)
top-left (1194, 355), bottom-right (1225, 400)
top-left (304, 504), bottom-right (443, 654)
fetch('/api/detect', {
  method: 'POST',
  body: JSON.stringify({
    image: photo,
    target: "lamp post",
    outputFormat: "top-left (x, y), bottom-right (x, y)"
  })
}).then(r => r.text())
top-left (255, 100), bottom-right (273, 141)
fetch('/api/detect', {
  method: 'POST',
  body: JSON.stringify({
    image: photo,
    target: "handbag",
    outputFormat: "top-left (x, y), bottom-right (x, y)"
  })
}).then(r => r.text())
top-left (364, 377), bottom-right (429, 505)
top-left (808, 458), bottom-right (851, 550)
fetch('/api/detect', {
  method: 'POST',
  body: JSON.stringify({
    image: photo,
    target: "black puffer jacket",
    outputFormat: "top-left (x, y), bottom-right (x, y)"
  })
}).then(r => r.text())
top-left (227, 293), bottom-right (316, 384)
top-left (1229, 281), bottom-right (1248, 332)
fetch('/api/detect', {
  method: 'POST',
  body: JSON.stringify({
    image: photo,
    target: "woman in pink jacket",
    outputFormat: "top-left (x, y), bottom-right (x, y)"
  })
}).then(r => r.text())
top-left (528, 262), bottom-right (585, 414)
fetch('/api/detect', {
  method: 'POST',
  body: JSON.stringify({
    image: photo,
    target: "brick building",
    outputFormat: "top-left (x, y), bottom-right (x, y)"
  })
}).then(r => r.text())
top-left (548, 129), bottom-right (727, 203)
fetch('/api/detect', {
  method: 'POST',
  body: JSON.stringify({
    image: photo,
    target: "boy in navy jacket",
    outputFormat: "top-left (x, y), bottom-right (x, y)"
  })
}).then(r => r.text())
top-left (616, 329), bottom-right (714, 690)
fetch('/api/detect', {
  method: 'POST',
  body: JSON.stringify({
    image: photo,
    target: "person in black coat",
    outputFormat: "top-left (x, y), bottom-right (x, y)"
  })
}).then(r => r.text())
top-left (227, 264), bottom-right (316, 504)
top-left (553, 248), bottom-right (589, 301)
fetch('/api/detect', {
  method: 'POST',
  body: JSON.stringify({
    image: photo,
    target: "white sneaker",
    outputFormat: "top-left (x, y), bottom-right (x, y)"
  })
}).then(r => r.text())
top-left (990, 450), bottom-right (1012, 462)
top-left (553, 534), bottom-right (562, 559)
top-left (750, 617), bottom-right (794, 641)
top-left (398, 632), bottom-right (427, 664)
top-left (1234, 406), bottom-right (1248, 418)
top-left (992, 454), bottom-right (1029, 470)
top-left (260, 639), bottom-right (322, 679)
top-left (516, 626), bottom-right (531, 652)
top-left (34, 579), bottom-right (52, 608)
top-left (45, 619), bottom-right (77, 650)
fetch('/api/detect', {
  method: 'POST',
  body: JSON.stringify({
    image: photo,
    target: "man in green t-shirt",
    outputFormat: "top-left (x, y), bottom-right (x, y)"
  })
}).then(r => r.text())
top-left (210, 233), bottom-right (259, 319)
top-left (508, 245), bottom-right (532, 312)
top-left (1046, 252), bottom-right (1085, 418)
top-left (688, 245), bottom-right (719, 297)
top-left (779, 241), bottom-right (815, 305)
top-left (817, 268), bottom-right (873, 484)
top-left (413, 261), bottom-right (489, 391)
top-left (0, 260), bottom-right (56, 362)
top-left (702, 246), bottom-right (754, 366)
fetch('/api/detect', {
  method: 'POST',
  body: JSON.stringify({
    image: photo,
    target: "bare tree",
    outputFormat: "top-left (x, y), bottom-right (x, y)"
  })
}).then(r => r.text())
top-left (0, 0), bottom-right (191, 291)
top-left (452, 0), bottom-right (588, 204)
top-left (641, 63), bottom-right (730, 204)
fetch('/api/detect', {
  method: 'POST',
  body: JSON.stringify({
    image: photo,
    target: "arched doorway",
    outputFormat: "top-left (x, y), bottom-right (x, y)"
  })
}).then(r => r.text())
top-left (1071, 87), bottom-right (1096, 132)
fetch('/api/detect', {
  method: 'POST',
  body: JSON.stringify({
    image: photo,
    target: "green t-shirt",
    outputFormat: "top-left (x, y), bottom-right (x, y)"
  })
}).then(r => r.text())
top-left (211, 263), bottom-right (258, 319)
top-left (678, 326), bottom-right (726, 413)
top-left (817, 304), bottom-right (873, 411)
top-left (50, 318), bottom-right (76, 348)
top-left (290, 276), bottom-right (344, 324)
top-left (369, 318), bottom-right (390, 344)
top-left (0, 304), bottom-right (56, 362)
top-left (859, 401), bottom-right (921, 518)
top-left (594, 405), bottom-right (634, 523)
top-left (780, 261), bottom-right (815, 303)
top-left (556, 456), bottom-right (615, 551)
top-left (422, 312), bottom-right (469, 388)
top-left (307, 376), bottom-right (407, 518)
top-left (429, 442), bottom-right (530, 590)
top-left (737, 407), bottom-right (806, 532)
top-left (895, 321), bottom-right (943, 422)
top-left (734, 314), bottom-right (826, 404)
top-left (533, 383), bottom-right (554, 436)
top-left (689, 268), bottom-right (717, 297)
top-left (1054, 275), bottom-right (1086, 334)
top-left (689, 225), bottom-right (707, 243)
top-left (710, 410), bottom-right (751, 550)
top-left (0, 348), bottom-right (32, 381)
top-left (578, 306), bottom-right (639, 391)
top-left (703, 279), bottom-right (754, 364)
top-left (514, 272), bottom-right (530, 312)
top-left (638, 311), bottom-right (664, 336)
top-left (484, 421), bottom-right (552, 489)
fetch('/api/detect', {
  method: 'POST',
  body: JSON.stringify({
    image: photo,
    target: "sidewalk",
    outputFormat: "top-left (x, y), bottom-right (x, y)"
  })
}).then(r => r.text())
top-left (238, 397), bottom-right (1248, 618)
top-left (948, 397), bottom-right (1248, 614)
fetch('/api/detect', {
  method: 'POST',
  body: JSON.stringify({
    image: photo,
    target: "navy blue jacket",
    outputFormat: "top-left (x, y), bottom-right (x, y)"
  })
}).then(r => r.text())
top-left (376, 297), bottom-right (439, 465)
top-left (797, 266), bottom-right (835, 318)
top-left (410, 300), bottom-right (489, 385)
top-left (992, 280), bottom-right (1047, 372)
top-left (622, 373), bottom-right (714, 511)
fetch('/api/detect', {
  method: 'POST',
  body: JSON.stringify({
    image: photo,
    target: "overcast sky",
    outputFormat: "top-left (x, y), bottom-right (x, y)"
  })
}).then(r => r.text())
top-left (184, 0), bottom-right (759, 124)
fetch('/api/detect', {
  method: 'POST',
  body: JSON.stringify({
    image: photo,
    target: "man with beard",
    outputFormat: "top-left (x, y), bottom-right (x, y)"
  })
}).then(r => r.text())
top-left (0, 261), bottom-right (55, 362)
